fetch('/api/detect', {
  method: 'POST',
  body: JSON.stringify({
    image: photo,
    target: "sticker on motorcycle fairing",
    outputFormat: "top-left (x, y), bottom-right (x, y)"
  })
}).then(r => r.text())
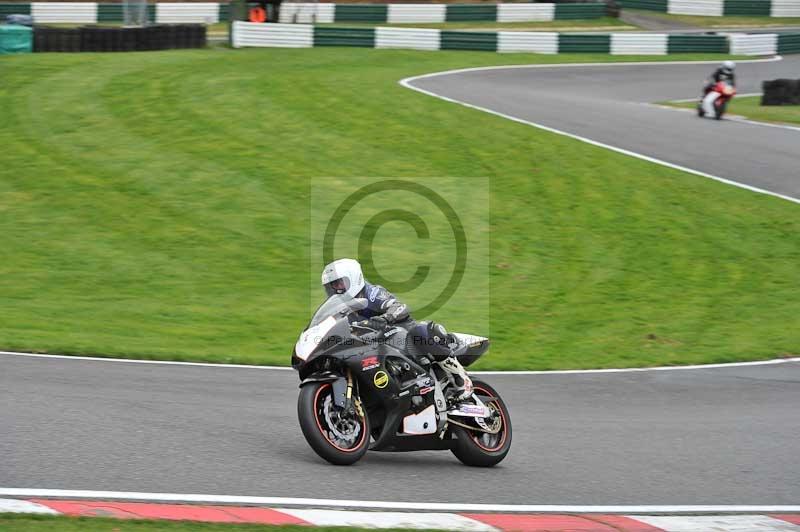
top-left (373, 371), bottom-right (389, 389)
top-left (361, 356), bottom-right (379, 371)
top-left (419, 386), bottom-right (433, 395)
top-left (415, 376), bottom-right (433, 388)
top-left (454, 405), bottom-right (487, 416)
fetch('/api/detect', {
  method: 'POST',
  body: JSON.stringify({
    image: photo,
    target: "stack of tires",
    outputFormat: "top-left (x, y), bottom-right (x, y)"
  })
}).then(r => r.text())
top-left (33, 24), bottom-right (206, 52)
top-left (762, 79), bottom-right (800, 105)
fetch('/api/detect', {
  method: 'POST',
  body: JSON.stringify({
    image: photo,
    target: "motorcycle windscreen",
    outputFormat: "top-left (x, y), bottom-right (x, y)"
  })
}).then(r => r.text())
top-left (307, 294), bottom-right (367, 328)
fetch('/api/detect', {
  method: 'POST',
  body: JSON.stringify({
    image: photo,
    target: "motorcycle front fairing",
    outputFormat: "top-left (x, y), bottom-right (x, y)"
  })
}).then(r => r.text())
top-left (291, 294), bottom-right (369, 371)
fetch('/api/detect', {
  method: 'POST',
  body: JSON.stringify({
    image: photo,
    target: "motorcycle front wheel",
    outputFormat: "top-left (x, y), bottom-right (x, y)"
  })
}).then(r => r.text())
top-left (450, 379), bottom-right (512, 467)
top-left (298, 382), bottom-right (370, 465)
top-left (715, 100), bottom-right (729, 120)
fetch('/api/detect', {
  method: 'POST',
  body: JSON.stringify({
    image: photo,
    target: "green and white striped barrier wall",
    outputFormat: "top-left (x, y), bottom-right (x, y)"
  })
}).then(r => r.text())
top-left (278, 2), bottom-right (607, 24)
top-left (0, 2), bottom-right (606, 25)
top-left (0, 2), bottom-right (227, 23)
top-left (232, 21), bottom-right (800, 54)
top-left (622, 0), bottom-right (800, 17)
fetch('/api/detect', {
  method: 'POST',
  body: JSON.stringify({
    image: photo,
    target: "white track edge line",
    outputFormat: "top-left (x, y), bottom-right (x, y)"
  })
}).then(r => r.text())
top-left (401, 56), bottom-right (782, 84)
top-left (646, 101), bottom-right (800, 133)
top-left (398, 56), bottom-right (800, 207)
top-left (0, 351), bottom-right (291, 370)
top-left (2, 489), bottom-right (800, 513)
top-left (2, 350), bottom-right (798, 375)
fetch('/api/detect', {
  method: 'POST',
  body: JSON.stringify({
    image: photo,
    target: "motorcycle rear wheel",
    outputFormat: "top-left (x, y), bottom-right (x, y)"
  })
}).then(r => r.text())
top-left (450, 380), bottom-right (512, 467)
top-left (298, 382), bottom-right (370, 465)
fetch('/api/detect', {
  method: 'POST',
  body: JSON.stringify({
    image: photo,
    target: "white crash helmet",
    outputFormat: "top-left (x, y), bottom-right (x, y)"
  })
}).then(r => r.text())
top-left (722, 60), bottom-right (736, 71)
top-left (321, 258), bottom-right (365, 299)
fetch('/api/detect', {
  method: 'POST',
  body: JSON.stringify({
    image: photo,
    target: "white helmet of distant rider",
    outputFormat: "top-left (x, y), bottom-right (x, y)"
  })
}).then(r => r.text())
top-left (722, 60), bottom-right (735, 72)
top-left (321, 258), bottom-right (365, 299)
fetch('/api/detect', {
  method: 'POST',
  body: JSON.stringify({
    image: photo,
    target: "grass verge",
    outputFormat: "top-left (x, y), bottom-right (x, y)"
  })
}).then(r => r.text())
top-left (0, 514), bottom-right (418, 532)
top-left (664, 95), bottom-right (800, 125)
top-left (624, 8), bottom-right (800, 27)
top-left (1, 48), bottom-right (798, 370)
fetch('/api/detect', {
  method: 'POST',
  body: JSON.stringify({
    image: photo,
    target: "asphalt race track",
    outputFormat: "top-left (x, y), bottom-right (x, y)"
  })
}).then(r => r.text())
top-left (3, 57), bottom-right (800, 507)
top-left (407, 56), bottom-right (800, 201)
top-left (2, 354), bottom-right (799, 504)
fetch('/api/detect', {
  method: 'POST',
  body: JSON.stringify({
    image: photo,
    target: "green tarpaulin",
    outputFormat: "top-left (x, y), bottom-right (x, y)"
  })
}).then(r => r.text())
top-left (0, 24), bottom-right (32, 54)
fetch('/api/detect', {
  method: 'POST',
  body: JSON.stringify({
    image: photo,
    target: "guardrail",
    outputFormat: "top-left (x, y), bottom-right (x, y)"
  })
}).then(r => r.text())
top-left (622, 0), bottom-right (800, 17)
top-left (279, 2), bottom-right (607, 23)
top-left (0, 2), bottom-right (608, 25)
top-left (0, 2), bottom-right (222, 23)
top-left (232, 21), bottom-right (800, 55)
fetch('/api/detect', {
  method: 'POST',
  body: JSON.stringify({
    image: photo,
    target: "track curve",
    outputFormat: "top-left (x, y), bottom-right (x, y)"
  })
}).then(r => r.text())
top-left (404, 56), bottom-right (800, 201)
top-left (2, 354), bottom-right (799, 504)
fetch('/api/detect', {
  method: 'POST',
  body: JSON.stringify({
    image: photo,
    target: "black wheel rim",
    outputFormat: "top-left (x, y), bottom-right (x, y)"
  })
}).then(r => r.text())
top-left (312, 384), bottom-right (366, 453)
top-left (468, 386), bottom-right (508, 452)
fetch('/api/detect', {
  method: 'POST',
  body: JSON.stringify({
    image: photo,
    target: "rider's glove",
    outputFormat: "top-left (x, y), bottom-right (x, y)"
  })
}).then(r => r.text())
top-left (368, 316), bottom-right (389, 330)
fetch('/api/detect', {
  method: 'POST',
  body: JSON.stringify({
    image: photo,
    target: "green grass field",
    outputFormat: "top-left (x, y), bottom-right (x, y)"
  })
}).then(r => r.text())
top-left (0, 514), bottom-right (410, 532)
top-left (666, 95), bottom-right (800, 125)
top-left (2, 48), bottom-right (799, 370)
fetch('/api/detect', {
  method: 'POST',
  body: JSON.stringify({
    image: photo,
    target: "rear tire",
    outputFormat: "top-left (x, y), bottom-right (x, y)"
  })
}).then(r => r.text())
top-left (298, 382), bottom-right (369, 465)
top-left (450, 380), bottom-right (512, 467)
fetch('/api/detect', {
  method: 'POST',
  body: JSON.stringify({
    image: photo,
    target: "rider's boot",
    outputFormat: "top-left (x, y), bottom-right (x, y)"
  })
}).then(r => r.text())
top-left (439, 356), bottom-right (473, 403)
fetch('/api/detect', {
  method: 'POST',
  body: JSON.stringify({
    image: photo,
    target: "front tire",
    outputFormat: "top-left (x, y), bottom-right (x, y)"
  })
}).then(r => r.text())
top-left (715, 100), bottom-right (728, 120)
top-left (450, 380), bottom-right (512, 467)
top-left (298, 382), bottom-right (369, 465)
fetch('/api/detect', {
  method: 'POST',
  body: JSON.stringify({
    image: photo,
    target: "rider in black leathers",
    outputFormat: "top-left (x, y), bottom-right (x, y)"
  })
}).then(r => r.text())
top-left (321, 258), bottom-right (473, 401)
top-left (704, 61), bottom-right (736, 93)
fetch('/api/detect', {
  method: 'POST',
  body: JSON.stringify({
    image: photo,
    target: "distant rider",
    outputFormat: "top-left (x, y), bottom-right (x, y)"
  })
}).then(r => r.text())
top-left (700, 60), bottom-right (736, 117)
top-left (320, 258), bottom-right (473, 402)
top-left (705, 60), bottom-right (736, 92)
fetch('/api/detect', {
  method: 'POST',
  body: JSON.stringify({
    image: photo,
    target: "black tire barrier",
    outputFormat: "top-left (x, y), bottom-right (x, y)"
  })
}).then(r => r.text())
top-left (33, 24), bottom-right (206, 53)
top-left (761, 79), bottom-right (800, 106)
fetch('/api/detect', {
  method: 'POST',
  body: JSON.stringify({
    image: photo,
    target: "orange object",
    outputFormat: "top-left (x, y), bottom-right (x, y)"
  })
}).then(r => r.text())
top-left (248, 6), bottom-right (267, 23)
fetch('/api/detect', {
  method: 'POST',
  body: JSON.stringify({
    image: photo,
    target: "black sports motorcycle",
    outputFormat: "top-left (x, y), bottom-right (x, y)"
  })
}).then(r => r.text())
top-left (291, 294), bottom-right (512, 466)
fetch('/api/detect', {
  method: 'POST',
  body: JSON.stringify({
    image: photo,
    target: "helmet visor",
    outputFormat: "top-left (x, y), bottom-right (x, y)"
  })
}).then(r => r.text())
top-left (324, 277), bottom-right (350, 296)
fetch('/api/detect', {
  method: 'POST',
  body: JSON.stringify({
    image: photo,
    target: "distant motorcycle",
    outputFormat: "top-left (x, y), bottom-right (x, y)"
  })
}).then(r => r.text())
top-left (698, 81), bottom-right (736, 120)
top-left (291, 294), bottom-right (512, 466)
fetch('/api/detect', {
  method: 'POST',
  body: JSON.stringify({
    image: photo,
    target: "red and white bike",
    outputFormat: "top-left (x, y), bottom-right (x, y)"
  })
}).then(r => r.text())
top-left (697, 81), bottom-right (737, 120)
